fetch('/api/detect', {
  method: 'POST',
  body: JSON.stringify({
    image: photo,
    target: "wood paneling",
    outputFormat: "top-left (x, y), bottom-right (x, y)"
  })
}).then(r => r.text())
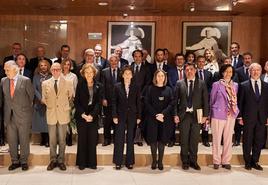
top-left (261, 15), bottom-right (268, 66)
top-left (0, 15), bottom-right (264, 64)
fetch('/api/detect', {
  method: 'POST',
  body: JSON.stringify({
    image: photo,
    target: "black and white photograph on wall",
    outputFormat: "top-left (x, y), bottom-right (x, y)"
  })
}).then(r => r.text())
top-left (182, 21), bottom-right (232, 62)
top-left (107, 21), bottom-right (155, 64)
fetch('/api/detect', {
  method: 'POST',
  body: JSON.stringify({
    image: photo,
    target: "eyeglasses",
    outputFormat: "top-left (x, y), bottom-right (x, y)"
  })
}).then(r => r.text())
top-left (51, 68), bottom-right (61, 72)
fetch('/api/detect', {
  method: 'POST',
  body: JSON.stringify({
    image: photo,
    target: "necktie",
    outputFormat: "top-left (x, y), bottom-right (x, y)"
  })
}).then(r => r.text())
top-left (54, 80), bottom-right (58, 95)
top-left (187, 80), bottom-right (193, 108)
top-left (245, 68), bottom-right (249, 78)
top-left (10, 79), bottom-right (15, 98)
top-left (126, 85), bottom-right (129, 98)
top-left (233, 56), bottom-right (237, 68)
top-left (255, 80), bottom-right (260, 99)
top-left (199, 70), bottom-right (204, 80)
top-left (19, 69), bottom-right (22, 75)
top-left (179, 70), bottom-right (183, 80)
top-left (135, 65), bottom-right (139, 74)
top-left (112, 69), bottom-right (116, 83)
top-left (158, 63), bottom-right (162, 70)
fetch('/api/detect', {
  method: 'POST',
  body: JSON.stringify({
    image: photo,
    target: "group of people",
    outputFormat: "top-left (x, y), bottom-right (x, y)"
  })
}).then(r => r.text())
top-left (0, 41), bottom-right (268, 173)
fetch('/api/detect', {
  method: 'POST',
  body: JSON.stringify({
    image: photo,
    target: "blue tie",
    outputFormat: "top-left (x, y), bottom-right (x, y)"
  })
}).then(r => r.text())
top-left (255, 81), bottom-right (260, 99)
top-left (187, 80), bottom-right (193, 108)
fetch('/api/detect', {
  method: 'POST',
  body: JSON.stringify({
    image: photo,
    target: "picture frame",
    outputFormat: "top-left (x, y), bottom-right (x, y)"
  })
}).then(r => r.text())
top-left (107, 21), bottom-right (156, 64)
top-left (182, 21), bottom-right (232, 61)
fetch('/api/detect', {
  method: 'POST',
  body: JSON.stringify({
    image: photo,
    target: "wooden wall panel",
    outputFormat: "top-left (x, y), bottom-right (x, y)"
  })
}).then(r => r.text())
top-left (0, 15), bottom-right (263, 64)
top-left (261, 15), bottom-right (268, 66)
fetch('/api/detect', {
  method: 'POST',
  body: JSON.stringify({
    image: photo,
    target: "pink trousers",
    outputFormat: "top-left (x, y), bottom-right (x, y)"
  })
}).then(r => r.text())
top-left (211, 117), bottom-right (235, 165)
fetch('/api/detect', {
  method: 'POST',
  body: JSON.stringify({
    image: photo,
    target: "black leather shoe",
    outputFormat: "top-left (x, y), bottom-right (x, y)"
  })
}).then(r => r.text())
top-left (102, 140), bottom-right (111, 146)
top-left (190, 163), bottom-right (201, 170)
top-left (115, 165), bottom-right (121, 170)
top-left (182, 163), bottom-right (189, 170)
top-left (58, 163), bottom-right (67, 171)
top-left (136, 142), bottom-right (143, 146)
top-left (222, 164), bottom-right (231, 170)
top-left (158, 163), bottom-right (164, 170)
top-left (167, 141), bottom-right (174, 147)
top-left (252, 163), bottom-right (263, 171)
top-left (151, 161), bottom-right (157, 170)
top-left (245, 164), bottom-right (252, 170)
top-left (232, 142), bottom-right (240, 147)
top-left (47, 162), bottom-right (57, 171)
top-left (21, 163), bottom-right (29, 171)
top-left (78, 166), bottom-right (85, 170)
top-left (126, 165), bottom-right (133, 170)
top-left (8, 163), bottom-right (20, 171)
top-left (213, 164), bottom-right (219, 169)
top-left (203, 142), bottom-right (210, 147)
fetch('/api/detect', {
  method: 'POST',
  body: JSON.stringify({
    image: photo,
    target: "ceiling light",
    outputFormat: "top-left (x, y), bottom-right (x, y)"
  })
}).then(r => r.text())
top-left (190, 2), bottom-right (195, 12)
top-left (129, 4), bottom-right (135, 10)
top-left (98, 2), bottom-right (108, 6)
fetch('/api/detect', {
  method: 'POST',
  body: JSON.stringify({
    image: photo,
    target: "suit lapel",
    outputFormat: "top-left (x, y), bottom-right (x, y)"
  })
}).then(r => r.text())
top-left (57, 77), bottom-right (64, 95)
top-left (14, 76), bottom-right (22, 97)
top-left (249, 80), bottom-right (259, 101)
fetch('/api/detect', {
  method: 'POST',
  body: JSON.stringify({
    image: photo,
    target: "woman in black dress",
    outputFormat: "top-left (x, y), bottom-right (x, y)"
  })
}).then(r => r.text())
top-left (144, 69), bottom-right (174, 170)
top-left (74, 63), bottom-right (103, 170)
top-left (112, 66), bottom-right (141, 170)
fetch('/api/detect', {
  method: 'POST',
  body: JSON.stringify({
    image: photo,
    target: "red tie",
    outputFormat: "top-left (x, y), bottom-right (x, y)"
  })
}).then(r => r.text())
top-left (10, 79), bottom-right (15, 98)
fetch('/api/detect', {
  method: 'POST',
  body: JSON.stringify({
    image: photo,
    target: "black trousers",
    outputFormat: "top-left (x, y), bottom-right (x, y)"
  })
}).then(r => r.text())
top-left (76, 122), bottom-right (98, 167)
top-left (234, 121), bottom-right (243, 143)
top-left (113, 119), bottom-right (135, 166)
top-left (242, 121), bottom-right (266, 165)
top-left (103, 106), bottom-right (113, 142)
top-left (179, 113), bottom-right (200, 164)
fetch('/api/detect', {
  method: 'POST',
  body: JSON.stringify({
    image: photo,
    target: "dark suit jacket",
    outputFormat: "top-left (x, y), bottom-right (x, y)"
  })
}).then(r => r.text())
top-left (131, 63), bottom-right (151, 93)
top-left (174, 79), bottom-right (209, 121)
top-left (238, 80), bottom-right (268, 124)
top-left (167, 67), bottom-right (185, 90)
top-left (101, 67), bottom-right (121, 106)
top-left (236, 66), bottom-right (250, 83)
top-left (95, 57), bottom-right (109, 70)
top-left (112, 82), bottom-right (141, 124)
top-left (232, 54), bottom-right (244, 69)
top-left (119, 58), bottom-right (128, 69)
top-left (195, 69), bottom-right (213, 93)
top-left (22, 68), bottom-right (32, 79)
top-left (74, 79), bottom-right (103, 123)
top-left (28, 57), bottom-right (52, 74)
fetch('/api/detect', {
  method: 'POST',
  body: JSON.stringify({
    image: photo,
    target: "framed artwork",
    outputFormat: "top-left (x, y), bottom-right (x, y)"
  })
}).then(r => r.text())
top-left (107, 21), bottom-right (155, 64)
top-left (182, 21), bottom-right (232, 61)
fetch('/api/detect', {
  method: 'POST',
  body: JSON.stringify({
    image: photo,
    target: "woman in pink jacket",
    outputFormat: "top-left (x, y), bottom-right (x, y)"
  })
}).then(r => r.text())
top-left (210, 64), bottom-right (239, 170)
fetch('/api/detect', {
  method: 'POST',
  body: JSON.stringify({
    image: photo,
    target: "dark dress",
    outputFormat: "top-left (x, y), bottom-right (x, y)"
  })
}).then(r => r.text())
top-left (74, 79), bottom-right (103, 168)
top-left (112, 82), bottom-right (141, 166)
top-left (144, 85), bottom-right (174, 144)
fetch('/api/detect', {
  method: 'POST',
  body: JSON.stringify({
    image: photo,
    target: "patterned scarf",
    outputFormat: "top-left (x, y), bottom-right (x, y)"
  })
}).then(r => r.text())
top-left (219, 79), bottom-right (237, 116)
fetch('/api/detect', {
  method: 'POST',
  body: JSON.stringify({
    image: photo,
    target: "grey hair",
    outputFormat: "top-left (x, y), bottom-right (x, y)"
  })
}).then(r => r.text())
top-left (109, 54), bottom-right (119, 61)
top-left (84, 48), bottom-right (95, 55)
top-left (249, 63), bottom-right (262, 71)
top-left (4, 60), bottom-right (19, 72)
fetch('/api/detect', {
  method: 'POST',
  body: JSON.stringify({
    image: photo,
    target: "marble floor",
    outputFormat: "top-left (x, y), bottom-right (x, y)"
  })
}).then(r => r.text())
top-left (0, 165), bottom-right (268, 185)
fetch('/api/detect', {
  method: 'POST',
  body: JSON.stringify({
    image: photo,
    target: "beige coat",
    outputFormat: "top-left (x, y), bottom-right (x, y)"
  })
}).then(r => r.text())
top-left (42, 76), bottom-right (74, 125)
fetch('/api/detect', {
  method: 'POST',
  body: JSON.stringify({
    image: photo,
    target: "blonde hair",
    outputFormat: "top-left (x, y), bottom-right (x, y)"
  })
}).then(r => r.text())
top-left (152, 69), bottom-right (167, 86)
top-left (204, 48), bottom-right (217, 63)
top-left (61, 58), bottom-right (73, 71)
top-left (35, 59), bottom-right (51, 74)
top-left (80, 63), bottom-right (98, 78)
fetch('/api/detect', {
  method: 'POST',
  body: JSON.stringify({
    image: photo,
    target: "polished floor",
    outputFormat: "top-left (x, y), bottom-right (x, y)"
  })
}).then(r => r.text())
top-left (0, 165), bottom-right (268, 185)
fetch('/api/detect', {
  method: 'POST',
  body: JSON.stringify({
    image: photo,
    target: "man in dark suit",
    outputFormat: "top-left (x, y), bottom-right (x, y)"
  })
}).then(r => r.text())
top-left (174, 63), bottom-right (209, 170)
top-left (238, 63), bottom-right (268, 170)
top-left (114, 46), bottom-right (128, 69)
top-left (168, 53), bottom-right (186, 89)
top-left (230, 42), bottom-right (243, 69)
top-left (101, 54), bottom-right (121, 146)
top-left (233, 52), bottom-right (253, 146)
top-left (3, 43), bottom-right (22, 63)
top-left (16, 54), bottom-right (32, 79)
top-left (131, 50), bottom-right (152, 146)
top-left (196, 55), bottom-right (213, 147)
top-left (28, 46), bottom-right (52, 74)
top-left (54, 44), bottom-right (77, 74)
top-left (94, 44), bottom-right (108, 70)
top-left (261, 60), bottom-right (268, 83)
top-left (150, 49), bottom-right (169, 78)
top-left (1, 60), bottom-right (34, 171)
